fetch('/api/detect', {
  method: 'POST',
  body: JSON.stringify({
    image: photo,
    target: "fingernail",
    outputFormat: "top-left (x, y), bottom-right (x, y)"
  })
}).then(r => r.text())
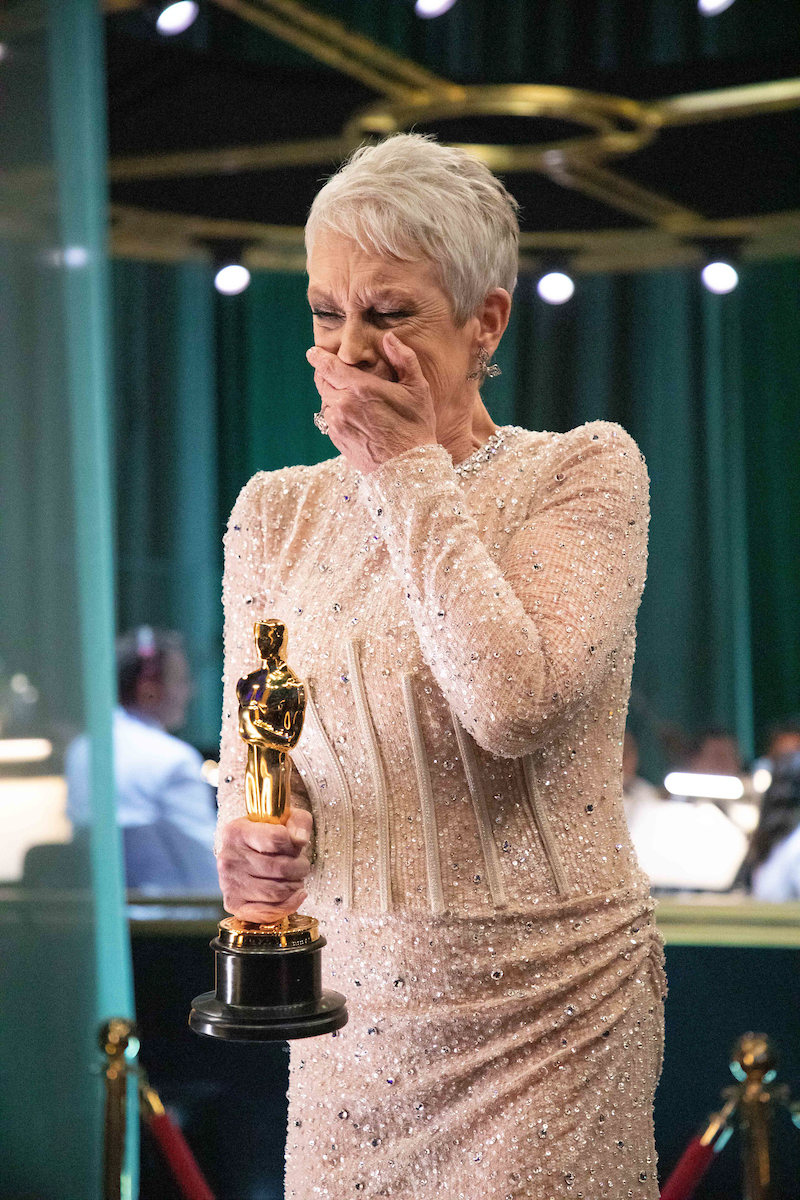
top-left (306, 347), bottom-right (318, 361)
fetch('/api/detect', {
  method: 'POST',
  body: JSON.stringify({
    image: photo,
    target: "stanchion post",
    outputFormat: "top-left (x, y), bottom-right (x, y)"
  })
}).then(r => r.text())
top-left (99, 1018), bottom-right (135, 1200)
top-left (732, 1033), bottom-right (778, 1200)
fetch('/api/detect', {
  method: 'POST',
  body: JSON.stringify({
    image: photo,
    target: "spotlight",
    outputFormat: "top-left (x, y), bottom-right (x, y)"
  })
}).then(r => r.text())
top-left (701, 261), bottom-right (738, 294)
top-left (698, 0), bottom-right (735, 14)
top-left (537, 271), bottom-right (575, 305)
top-left (214, 264), bottom-right (251, 296)
top-left (752, 767), bottom-right (772, 794)
top-left (692, 236), bottom-right (743, 295)
top-left (415, 0), bottom-right (458, 15)
top-left (204, 238), bottom-right (253, 295)
top-left (155, 2), bottom-right (199, 35)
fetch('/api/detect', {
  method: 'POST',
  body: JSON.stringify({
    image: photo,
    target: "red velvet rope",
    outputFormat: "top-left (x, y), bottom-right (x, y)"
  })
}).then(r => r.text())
top-left (147, 1109), bottom-right (217, 1200)
top-left (660, 1137), bottom-right (716, 1200)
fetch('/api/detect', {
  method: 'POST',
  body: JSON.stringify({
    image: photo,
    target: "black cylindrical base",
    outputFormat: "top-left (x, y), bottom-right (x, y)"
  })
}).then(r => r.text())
top-left (189, 931), bottom-right (348, 1042)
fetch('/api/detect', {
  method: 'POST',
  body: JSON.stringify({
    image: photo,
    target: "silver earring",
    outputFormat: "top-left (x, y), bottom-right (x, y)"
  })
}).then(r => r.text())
top-left (467, 346), bottom-right (502, 382)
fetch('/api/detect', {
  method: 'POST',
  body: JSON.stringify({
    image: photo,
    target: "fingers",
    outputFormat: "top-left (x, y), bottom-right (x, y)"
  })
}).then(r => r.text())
top-left (286, 807), bottom-right (313, 850)
top-left (233, 891), bottom-right (308, 924)
top-left (218, 814), bottom-right (314, 920)
top-left (381, 330), bottom-right (425, 386)
top-left (306, 346), bottom-right (375, 394)
top-left (233, 816), bottom-right (296, 856)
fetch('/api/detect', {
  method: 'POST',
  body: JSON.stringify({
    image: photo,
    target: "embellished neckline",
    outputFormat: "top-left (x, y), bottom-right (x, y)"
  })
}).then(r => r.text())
top-left (452, 426), bottom-right (524, 477)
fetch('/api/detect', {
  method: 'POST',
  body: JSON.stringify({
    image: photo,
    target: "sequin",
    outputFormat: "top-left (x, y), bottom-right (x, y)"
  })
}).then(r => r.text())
top-left (216, 421), bottom-right (664, 1199)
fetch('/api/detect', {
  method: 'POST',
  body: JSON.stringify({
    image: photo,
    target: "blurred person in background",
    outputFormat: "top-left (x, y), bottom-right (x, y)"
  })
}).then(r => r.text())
top-left (682, 727), bottom-right (741, 777)
top-left (626, 724), bottom-right (747, 891)
top-left (622, 728), bottom-right (662, 822)
top-left (66, 627), bottom-right (220, 894)
top-left (765, 717), bottom-right (800, 761)
top-left (751, 716), bottom-right (800, 785)
top-left (744, 752), bottom-right (800, 901)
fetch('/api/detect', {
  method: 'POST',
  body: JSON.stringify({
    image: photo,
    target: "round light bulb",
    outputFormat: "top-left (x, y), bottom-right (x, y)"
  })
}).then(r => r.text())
top-left (698, 0), bottom-right (735, 14)
top-left (537, 271), bottom-right (575, 305)
top-left (752, 767), bottom-right (772, 794)
top-left (415, 0), bottom-right (458, 15)
top-left (156, 2), bottom-right (200, 35)
top-left (701, 261), bottom-right (738, 294)
top-left (214, 264), bottom-right (251, 295)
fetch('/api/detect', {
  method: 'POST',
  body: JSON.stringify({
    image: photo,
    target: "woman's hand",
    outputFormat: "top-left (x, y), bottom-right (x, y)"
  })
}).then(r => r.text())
top-left (306, 331), bottom-right (437, 474)
top-left (217, 806), bottom-right (313, 923)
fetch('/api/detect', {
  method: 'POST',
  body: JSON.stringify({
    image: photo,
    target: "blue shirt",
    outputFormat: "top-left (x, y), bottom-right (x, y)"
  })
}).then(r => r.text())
top-left (66, 707), bottom-right (219, 893)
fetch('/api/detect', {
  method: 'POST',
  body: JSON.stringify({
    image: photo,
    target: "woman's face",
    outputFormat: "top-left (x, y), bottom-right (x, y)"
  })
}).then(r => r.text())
top-left (307, 232), bottom-right (481, 420)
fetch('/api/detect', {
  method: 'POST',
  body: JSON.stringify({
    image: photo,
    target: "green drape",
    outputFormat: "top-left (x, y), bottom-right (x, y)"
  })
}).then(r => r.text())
top-left (207, 0), bottom-right (800, 84)
top-left (112, 260), bottom-right (221, 750)
top-left (112, 259), bottom-right (799, 775)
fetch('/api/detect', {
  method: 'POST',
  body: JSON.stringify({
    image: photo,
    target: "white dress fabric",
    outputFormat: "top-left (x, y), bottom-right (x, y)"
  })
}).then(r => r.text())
top-left (216, 422), bottom-right (666, 1199)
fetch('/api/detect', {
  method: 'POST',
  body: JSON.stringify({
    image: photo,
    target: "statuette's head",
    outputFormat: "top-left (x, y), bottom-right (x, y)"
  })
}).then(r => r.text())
top-left (305, 133), bottom-right (518, 415)
top-left (255, 620), bottom-right (287, 661)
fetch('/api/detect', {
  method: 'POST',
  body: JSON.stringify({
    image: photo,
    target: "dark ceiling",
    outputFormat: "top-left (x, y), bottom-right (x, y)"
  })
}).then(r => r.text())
top-left (106, 1), bottom-right (800, 235)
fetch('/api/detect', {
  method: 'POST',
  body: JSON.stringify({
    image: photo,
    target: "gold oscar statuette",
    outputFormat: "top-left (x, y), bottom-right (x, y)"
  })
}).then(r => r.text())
top-left (189, 619), bottom-right (347, 1041)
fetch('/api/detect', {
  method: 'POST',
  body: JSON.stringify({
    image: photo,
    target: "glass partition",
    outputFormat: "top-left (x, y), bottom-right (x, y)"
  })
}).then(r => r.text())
top-left (0, 2), bottom-right (136, 1197)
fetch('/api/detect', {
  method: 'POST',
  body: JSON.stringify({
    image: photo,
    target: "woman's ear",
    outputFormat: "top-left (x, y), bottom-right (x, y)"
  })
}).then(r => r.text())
top-left (476, 288), bottom-right (512, 355)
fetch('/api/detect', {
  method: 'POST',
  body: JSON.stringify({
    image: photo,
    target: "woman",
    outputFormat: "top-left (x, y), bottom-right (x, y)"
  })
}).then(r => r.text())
top-left (747, 752), bottom-right (800, 900)
top-left (216, 134), bottom-right (665, 1199)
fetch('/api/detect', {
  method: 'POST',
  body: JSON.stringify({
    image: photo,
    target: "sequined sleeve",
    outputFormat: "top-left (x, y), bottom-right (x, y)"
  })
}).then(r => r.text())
top-left (360, 421), bottom-right (649, 758)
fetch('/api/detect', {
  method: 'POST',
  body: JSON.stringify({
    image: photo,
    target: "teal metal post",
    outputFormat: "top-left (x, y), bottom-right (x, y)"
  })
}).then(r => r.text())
top-left (47, 0), bottom-right (138, 1195)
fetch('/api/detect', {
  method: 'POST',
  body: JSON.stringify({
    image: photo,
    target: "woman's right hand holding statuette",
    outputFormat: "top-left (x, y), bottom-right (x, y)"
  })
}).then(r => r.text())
top-left (217, 808), bottom-right (313, 925)
top-left (218, 619), bottom-right (314, 924)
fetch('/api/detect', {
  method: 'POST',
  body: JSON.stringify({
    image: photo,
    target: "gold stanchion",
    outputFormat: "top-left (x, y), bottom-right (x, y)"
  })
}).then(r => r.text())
top-left (731, 1033), bottom-right (783, 1200)
top-left (661, 1031), bottom-right (800, 1200)
top-left (99, 1017), bottom-right (136, 1200)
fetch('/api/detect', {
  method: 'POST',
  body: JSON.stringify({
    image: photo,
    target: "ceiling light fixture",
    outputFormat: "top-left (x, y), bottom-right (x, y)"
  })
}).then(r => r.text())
top-left (692, 236), bottom-right (744, 295)
top-left (415, 0), bottom-right (459, 17)
top-left (698, 0), bottom-right (736, 15)
top-left (206, 238), bottom-right (252, 295)
top-left (537, 270), bottom-right (575, 305)
top-left (155, 2), bottom-right (200, 36)
top-left (214, 264), bottom-right (251, 296)
top-left (701, 261), bottom-right (739, 294)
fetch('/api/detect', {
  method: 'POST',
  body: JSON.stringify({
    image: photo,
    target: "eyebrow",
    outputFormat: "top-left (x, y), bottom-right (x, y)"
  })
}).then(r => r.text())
top-left (307, 289), bottom-right (417, 309)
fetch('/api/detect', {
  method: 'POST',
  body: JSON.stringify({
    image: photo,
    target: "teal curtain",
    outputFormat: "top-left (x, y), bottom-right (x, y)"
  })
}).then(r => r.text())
top-left (202, 0), bottom-right (800, 80)
top-left (0, 2), bottom-right (136, 1197)
top-left (112, 258), bottom-right (800, 779)
top-left (112, 260), bottom-right (221, 749)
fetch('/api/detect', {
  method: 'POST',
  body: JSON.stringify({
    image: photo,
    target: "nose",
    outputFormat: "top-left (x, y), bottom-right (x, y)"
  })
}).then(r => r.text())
top-left (336, 315), bottom-right (379, 370)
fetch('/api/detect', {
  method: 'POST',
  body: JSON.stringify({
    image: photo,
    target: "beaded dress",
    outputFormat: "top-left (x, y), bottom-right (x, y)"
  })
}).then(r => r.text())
top-left (216, 421), bottom-right (666, 1200)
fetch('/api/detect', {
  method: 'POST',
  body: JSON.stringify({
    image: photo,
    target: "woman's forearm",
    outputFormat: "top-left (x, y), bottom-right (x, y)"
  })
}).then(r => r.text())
top-left (360, 423), bottom-right (649, 757)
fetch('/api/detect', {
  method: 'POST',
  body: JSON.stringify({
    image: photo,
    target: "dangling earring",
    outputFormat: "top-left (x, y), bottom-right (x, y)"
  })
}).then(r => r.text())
top-left (467, 346), bottom-right (502, 382)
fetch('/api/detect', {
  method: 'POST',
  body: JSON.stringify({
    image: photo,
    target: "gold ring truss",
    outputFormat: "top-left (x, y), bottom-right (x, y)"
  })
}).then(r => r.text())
top-left (7, 0), bottom-right (800, 271)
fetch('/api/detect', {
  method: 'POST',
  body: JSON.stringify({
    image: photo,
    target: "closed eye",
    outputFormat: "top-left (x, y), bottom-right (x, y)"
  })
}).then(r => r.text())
top-left (369, 309), bottom-right (413, 324)
top-left (311, 310), bottom-right (342, 321)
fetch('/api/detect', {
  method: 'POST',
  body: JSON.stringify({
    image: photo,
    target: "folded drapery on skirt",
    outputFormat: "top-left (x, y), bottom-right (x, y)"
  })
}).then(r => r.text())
top-left (285, 888), bottom-right (665, 1200)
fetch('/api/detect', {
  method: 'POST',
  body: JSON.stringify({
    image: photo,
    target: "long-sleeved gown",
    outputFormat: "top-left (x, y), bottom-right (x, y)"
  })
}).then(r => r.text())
top-left (216, 421), bottom-right (666, 1200)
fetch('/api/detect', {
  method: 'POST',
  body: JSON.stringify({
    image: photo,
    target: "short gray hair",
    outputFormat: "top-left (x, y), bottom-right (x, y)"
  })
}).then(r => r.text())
top-left (305, 133), bottom-right (520, 325)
